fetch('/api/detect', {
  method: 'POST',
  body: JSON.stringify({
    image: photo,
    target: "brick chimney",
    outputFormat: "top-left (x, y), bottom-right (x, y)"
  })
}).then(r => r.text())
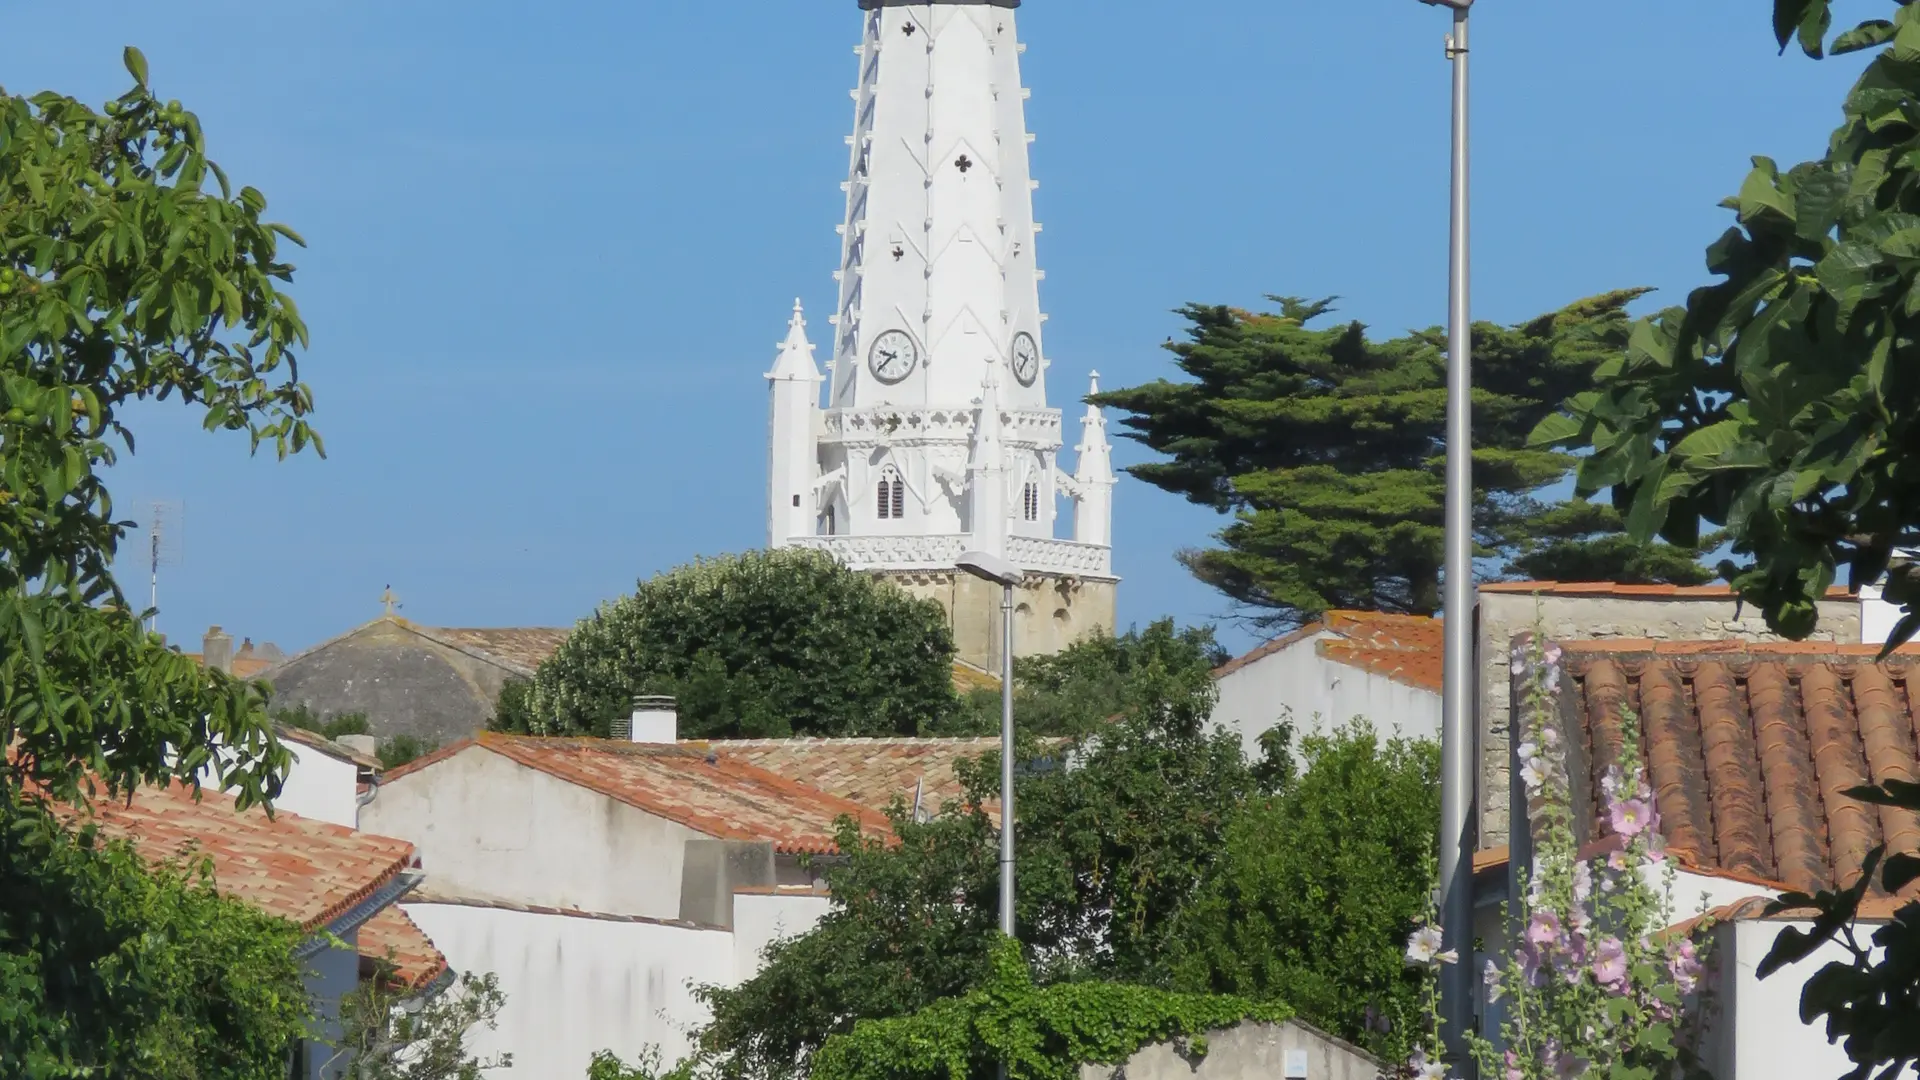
top-left (202, 626), bottom-right (234, 673)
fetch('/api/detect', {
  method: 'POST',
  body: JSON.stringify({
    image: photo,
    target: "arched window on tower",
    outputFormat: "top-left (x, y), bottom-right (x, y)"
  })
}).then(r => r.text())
top-left (877, 469), bottom-right (906, 520)
top-left (1022, 482), bottom-right (1040, 522)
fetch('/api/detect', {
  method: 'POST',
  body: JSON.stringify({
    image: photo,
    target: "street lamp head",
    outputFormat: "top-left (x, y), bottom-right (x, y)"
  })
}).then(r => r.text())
top-left (956, 550), bottom-right (1024, 588)
top-left (1419, 0), bottom-right (1473, 9)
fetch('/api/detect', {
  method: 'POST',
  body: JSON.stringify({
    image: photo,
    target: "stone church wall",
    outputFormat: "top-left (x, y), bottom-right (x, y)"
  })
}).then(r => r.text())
top-left (881, 570), bottom-right (1117, 671)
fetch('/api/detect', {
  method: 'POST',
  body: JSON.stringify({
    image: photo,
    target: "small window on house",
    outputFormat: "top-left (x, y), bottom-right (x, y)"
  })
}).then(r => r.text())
top-left (1023, 483), bottom-right (1040, 522)
top-left (824, 506), bottom-right (837, 535)
top-left (891, 479), bottom-right (906, 519)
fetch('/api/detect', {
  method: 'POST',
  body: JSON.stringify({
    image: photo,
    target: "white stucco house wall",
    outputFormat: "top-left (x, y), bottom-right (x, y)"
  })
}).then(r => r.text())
top-left (274, 725), bottom-right (379, 829)
top-left (1211, 610), bottom-right (1443, 761)
top-left (359, 710), bottom-right (983, 1078)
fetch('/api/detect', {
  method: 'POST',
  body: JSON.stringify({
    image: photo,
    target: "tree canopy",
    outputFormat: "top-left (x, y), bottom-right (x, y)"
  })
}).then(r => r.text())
top-left (0, 47), bottom-right (313, 812)
top-left (0, 47), bottom-right (323, 1068)
top-left (958, 618), bottom-right (1226, 736)
top-left (694, 677), bottom-right (1437, 1080)
top-left (495, 548), bottom-right (965, 739)
top-left (1093, 292), bottom-right (1715, 628)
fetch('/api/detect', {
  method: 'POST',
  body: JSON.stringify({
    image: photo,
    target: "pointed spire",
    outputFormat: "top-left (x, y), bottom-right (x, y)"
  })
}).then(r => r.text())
top-left (767, 298), bottom-right (821, 382)
top-left (1075, 370), bottom-right (1114, 483)
top-left (971, 363), bottom-right (1007, 469)
top-left (1073, 370), bottom-right (1115, 549)
top-left (969, 360), bottom-right (1011, 557)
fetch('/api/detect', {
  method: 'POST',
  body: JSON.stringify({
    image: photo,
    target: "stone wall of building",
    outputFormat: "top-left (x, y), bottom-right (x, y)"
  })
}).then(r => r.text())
top-left (1079, 1020), bottom-right (1380, 1080)
top-left (881, 570), bottom-right (1117, 671)
top-left (1475, 587), bottom-right (1862, 848)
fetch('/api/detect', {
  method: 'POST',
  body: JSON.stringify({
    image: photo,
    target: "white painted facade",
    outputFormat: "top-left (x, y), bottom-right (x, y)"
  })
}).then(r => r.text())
top-left (1209, 630), bottom-right (1441, 762)
top-left (362, 748), bottom-right (702, 920)
top-left (404, 902), bottom-right (731, 1079)
top-left (767, 0), bottom-right (1115, 581)
top-left (276, 742), bottom-right (363, 829)
top-left (1701, 920), bottom-right (1865, 1079)
top-left (733, 891), bottom-right (834, 981)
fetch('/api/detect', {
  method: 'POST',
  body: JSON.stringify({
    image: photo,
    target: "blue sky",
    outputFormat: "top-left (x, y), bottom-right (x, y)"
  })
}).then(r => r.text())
top-left (0, 1), bottom-right (1872, 658)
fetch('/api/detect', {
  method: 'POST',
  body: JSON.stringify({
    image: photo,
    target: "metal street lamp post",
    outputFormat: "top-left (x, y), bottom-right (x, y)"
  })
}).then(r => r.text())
top-left (1419, 0), bottom-right (1477, 1068)
top-left (957, 550), bottom-right (1023, 940)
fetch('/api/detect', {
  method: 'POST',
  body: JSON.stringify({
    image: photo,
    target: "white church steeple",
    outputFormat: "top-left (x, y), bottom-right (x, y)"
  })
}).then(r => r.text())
top-left (766, 1), bottom-right (1115, 667)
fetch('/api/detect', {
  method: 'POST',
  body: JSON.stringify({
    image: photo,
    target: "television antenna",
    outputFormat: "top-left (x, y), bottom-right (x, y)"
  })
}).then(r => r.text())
top-left (142, 500), bottom-right (183, 635)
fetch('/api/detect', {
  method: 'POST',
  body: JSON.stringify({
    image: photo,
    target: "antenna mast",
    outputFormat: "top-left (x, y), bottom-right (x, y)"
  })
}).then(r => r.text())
top-left (145, 500), bottom-right (183, 635)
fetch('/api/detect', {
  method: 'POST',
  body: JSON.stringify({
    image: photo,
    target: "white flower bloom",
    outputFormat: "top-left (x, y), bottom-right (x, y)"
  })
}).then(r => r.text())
top-left (1521, 756), bottom-right (1552, 793)
top-left (1406, 925), bottom-right (1447, 968)
top-left (1517, 741), bottom-right (1538, 764)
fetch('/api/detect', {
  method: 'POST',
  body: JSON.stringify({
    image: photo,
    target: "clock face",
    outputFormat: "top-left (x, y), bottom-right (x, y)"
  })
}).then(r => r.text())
top-left (868, 329), bottom-right (919, 384)
top-left (1010, 332), bottom-right (1040, 387)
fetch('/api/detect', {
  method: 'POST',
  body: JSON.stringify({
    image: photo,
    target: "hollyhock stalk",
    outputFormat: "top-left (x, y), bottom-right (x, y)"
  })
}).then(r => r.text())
top-left (1402, 632), bottom-right (1720, 1080)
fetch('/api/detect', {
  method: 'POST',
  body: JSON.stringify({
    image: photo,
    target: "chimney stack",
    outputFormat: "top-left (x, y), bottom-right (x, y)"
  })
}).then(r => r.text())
top-left (202, 626), bottom-right (234, 674)
top-left (628, 696), bottom-right (678, 744)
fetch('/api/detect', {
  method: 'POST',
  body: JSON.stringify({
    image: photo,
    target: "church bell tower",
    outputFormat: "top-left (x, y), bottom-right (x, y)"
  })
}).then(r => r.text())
top-left (764, 0), bottom-right (1117, 670)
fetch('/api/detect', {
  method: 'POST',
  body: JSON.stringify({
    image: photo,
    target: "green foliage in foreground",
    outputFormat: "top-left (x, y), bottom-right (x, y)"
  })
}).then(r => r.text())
top-left (0, 799), bottom-right (310, 1075)
top-left (495, 548), bottom-right (964, 738)
top-left (1537, 2), bottom-right (1920, 647)
top-left (810, 938), bottom-right (1290, 1080)
top-left (327, 967), bottom-right (511, 1080)
top-left (0, 45), bottom-right (314, 813)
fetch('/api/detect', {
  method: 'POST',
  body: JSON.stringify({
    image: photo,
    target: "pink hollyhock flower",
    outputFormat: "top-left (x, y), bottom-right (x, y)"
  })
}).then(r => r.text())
top-left (1592, 936), bottom-right (1627, 988)
top-left (1669, 938), bottom-right (1701, 993)
top-left (1607, 850), bottom-right (1630, 871)
top-left (1572, 862), bottom-right (1593, 903)
top-left (1504, 1051), bottom-right (1523, 1080)
top-left (1526, 910), bottom-right (1562, 949)
top-left (1610, 798), bottom-right (1653, 838)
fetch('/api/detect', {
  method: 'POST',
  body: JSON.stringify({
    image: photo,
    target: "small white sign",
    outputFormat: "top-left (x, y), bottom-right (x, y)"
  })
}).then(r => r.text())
top-left (1284, 1048), bottom-right (1309, 1079)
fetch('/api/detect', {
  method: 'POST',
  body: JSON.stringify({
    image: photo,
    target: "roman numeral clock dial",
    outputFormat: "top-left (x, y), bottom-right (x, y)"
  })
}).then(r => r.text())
top-left (868, 329), bottom-right (919, 385)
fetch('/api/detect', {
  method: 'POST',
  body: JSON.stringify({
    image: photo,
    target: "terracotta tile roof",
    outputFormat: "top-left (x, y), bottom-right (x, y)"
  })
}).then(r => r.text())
top-left (1316, 611), bottom-right (1444, 692)
top-left (1484, 581), bottom-right (1854, 599)
top-left (276, 724), bottom-right (382, 770)
top-left (1213, 610), bottom-right (1444, 692)
top-left (78, 781), bottom-right (417, 931)
top-left (358, 907), bottom-right (448, 991)
top-left (709, 737), bottom-right (999, 817)
top-left (1555, 641), bottom-right (1920, 898)
top-left (1671, 892), bottom-right (1917, 938)
top-left (412, 734), bottom-right (893, 855)
top-left (417, 626), bottom-right (570, 675)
